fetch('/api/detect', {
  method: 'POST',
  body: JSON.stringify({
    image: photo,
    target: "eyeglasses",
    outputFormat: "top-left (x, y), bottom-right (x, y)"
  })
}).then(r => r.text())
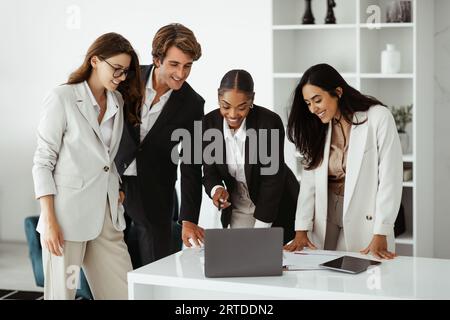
top-left (103, 59), bottom-right (130, 78)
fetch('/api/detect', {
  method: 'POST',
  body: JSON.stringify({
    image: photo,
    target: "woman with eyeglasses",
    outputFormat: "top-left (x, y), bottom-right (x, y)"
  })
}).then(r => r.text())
top-left (184, 70), bottom-right (299, 246)
top-left (283, 64), bottom-right (403, 259)
top-left (32, 33), bottom-right (144, 299)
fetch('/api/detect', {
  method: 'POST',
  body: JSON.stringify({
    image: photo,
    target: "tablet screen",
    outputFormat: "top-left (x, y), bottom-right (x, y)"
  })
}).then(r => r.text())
top-left (319, 256), bottom-right (381, 274)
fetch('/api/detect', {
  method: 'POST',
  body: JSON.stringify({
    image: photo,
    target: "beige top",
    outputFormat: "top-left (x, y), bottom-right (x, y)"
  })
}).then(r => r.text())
top-left (328, 116), bottom-right (351, 196)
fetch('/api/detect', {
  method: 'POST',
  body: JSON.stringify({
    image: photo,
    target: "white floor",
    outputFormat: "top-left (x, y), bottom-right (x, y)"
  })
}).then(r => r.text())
top-left (0, 242), bottom-right (43, 292)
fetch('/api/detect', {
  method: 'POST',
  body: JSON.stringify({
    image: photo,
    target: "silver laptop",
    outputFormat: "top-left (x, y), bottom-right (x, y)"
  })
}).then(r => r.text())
top-left (204, 228), bottom-right (283, 278)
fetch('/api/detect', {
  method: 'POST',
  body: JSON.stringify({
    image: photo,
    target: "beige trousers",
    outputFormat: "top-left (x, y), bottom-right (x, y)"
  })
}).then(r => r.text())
top-left (324, 191), bottom-right (347, 251)
top-left (42, 203), bottom-right (132, 300)
top-left (230, 181), bottom-right (256, 228)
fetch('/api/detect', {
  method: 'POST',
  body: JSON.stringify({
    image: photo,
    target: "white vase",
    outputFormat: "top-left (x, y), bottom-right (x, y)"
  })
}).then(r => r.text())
top-left (398, 131), bottom-right (409, 154)
top-left (381, 44), bottom-right (401, 74)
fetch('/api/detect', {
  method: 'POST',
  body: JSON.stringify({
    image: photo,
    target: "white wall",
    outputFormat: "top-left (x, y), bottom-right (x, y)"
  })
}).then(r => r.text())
top-left (0, 0), bottom-right (272, 241)
top-left (434, 0), bottom-right (450, 259)
top-left (3, 0), bottom-right (448, 254)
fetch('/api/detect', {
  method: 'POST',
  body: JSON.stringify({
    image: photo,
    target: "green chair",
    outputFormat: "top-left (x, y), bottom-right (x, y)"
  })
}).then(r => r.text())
top-left (24, 189), bottom-right (182, 299)
top-left (24, 216), bottom-right (93, 300)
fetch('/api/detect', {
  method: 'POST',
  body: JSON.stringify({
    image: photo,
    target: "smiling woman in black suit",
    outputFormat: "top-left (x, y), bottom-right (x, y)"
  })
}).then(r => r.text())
top-left (182, 69), bottom-right (299, 246)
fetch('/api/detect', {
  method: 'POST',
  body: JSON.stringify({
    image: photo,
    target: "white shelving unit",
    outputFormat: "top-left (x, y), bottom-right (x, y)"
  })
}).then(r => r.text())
top-left (272, 0), bottom-right (434, 257)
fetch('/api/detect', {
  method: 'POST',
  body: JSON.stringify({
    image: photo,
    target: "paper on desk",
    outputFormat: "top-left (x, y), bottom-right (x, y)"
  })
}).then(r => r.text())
top-left (283, 250), bottom-right (341, 270)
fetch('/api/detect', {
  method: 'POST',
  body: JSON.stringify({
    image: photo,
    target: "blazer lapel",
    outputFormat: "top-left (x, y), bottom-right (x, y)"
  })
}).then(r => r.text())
top-left (139, 64), bottom-right (183, 147)
top-left (132, 65), bottom-right (151, 144)
top-left (214, 112), bottom-right (232, 180)
top-left (315, 122), bottom-right (331, 221)
top-left (109, 92), bottom-right (123, 156)
top-left (141, 64), bottom-right (152, 85)
top-left (131, 121), bottom-right (140, 143)
top-left (73, 83), bottom-right (103, 142)
top-left (244, 108), bottom-right (257, 188)
top-left (343, 111), bottom-right (369, 216)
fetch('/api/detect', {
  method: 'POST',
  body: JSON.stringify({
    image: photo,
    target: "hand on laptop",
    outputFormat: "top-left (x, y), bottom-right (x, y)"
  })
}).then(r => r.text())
top-left (283, 230), bottom-right (317, 252)
top-left (212, 187), bottom-right (231, 210)
top-left (182, 221), bottom-right (205, 248)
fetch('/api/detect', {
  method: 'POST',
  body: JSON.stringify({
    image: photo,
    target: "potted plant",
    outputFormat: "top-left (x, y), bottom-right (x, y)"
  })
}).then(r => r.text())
top-left (389, 104), bottom-right (412, 154)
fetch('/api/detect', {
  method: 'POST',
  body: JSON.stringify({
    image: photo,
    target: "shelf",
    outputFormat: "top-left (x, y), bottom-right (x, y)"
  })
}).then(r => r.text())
top-left (273, 28), bottom-right (357, 74)
top-left (273, 0), bottom-right (434, 257)
top-left (360, 78), bottom-right (413, 109)
top-left (360, 73), bottom-right (414, 79)
top-left (273, 0), bottom-right (357, 26)
top-left (360, 23), bottom-right (414, 29)
top-left (273, 24), bottom-right (357, 30)
top-left (275, 73), bottom-right (413, 79)
top-left (403, 181), bottom-right (414, 188)
top-left (395, 232), bottom-right (414, 245)
top-left (403, 154), bottom-right (413, 162)
top-left (274, 73), bottom-right (357, 79)
top-left (359, 27), bottom-right (413, 74)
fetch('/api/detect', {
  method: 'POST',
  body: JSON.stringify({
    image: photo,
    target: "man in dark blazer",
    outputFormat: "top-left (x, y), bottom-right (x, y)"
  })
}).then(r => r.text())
top-left (115, 24), bottom-right (204, 267)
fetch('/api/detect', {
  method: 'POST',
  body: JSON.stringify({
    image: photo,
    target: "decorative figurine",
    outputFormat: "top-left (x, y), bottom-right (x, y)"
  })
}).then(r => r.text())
top-left (325, 0), bottom-right (336, 24)
top-left (302, 0), bottom-right (315, 24)
top-left (386, 0), bottom-right (412, 23)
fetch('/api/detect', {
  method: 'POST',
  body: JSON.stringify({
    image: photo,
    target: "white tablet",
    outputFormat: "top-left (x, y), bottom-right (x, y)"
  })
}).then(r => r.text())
top-left (319, 255), bottom-right (381, 274)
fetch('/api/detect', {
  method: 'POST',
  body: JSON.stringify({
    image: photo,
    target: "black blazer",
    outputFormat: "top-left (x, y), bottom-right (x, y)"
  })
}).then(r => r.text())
top-left (115, 65), bottom-right (204, 225)
top-left (201, 105), bottom-right (299, 243)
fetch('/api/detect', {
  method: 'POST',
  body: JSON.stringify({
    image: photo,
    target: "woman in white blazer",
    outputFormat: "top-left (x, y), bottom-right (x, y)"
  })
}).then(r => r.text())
top-left (284, 64), bottom-right (403, 260)
top-left (32, 33), bottom-right (144, 299)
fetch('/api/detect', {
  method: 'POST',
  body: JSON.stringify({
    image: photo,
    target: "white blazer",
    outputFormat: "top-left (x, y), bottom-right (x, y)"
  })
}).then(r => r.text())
top-left (32, 82), bottom-right (125, 241)
top-left (295, 105), bottom-right (403, 252)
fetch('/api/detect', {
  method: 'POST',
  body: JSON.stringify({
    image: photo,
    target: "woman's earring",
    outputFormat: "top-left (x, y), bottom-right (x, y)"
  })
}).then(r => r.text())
top-left (250, 104), bottom-right (254, 109)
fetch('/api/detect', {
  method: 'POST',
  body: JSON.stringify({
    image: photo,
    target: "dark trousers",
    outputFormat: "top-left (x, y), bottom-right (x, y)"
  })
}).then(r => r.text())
top-left (122, 176), bottom-right (173, 268)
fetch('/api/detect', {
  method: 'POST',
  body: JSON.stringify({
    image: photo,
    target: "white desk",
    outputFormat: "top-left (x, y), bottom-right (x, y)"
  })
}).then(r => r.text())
top-left (128, 248), bottom-right (450, 300)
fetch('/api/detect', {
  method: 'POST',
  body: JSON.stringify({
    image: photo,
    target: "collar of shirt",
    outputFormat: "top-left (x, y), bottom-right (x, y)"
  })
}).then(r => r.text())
top-left (223, 117), bottom-right (247, 182)
top-left (84, 81), bottom-right (119, 123)
top-left (223, 118), bottom-right (247, 143)
top-left (144, 67), bottom-right (173, 115)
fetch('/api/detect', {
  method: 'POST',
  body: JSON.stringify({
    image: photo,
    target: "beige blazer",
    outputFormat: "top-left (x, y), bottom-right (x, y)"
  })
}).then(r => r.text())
top-left (295, 105), bottom-right (403, 252)
top-left (32, 83), bottom-right (125, 241)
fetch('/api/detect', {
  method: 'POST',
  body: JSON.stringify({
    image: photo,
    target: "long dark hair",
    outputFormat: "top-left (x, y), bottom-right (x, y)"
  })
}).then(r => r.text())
top-left (67, 32), bottom-right (144, 126)
top-left (287, 63), bottom-right (384, 170)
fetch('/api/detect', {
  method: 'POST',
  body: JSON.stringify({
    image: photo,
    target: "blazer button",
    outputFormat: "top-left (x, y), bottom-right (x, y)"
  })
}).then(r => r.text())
top-left (366, 215), bottom-right (373, 221)
top-left (104, 166), bottom-right (109, 172)
top-left (138, 147), bottom-right (143, 152)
